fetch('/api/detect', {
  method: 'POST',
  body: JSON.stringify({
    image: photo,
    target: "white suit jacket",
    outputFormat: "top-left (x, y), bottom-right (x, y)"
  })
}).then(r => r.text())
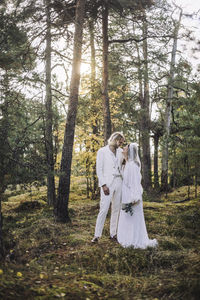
top-left (96, 145), bottom-right (123, 188)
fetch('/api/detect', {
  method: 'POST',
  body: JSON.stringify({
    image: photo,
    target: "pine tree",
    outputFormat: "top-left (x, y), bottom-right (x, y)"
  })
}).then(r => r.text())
top-left (55, 0), bottom-right (86, 223)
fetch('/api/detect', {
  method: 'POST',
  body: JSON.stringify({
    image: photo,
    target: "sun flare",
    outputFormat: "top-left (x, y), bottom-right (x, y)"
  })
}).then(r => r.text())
top-left (80, 62), bottom-right (91, 75)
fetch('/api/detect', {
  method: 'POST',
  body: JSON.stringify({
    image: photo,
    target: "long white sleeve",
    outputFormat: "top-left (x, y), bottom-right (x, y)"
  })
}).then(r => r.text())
top-left (96, 148), bottom-right (106, 187)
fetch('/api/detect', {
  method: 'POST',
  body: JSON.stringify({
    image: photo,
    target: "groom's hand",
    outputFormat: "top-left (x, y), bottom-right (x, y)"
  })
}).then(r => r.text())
top-left (102, 185), bottom-right (110, 195)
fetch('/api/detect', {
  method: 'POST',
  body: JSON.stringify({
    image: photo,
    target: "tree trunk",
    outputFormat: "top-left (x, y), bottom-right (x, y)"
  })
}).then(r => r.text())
top-left (195, 171), bottom-right (198, 199)
top-left (141, 14), bottom-right (151, 190)
top-left (85, 141), bottom-right (91, 198)
top-left (54, 0), bottom-right (86, 222)
top-left (171, 148), bottom-right (176, 188)
top-left (102, 0), bottom-right (111, 144)
top-left (136, 42), bottom-right (146, 188)
top-left (0, 195), bottom-right (4, 259)
top-left (0, 72), bottom-right (10, 259)
top-left (44, 0), bottom-right (56, 206)
top-left (89, 19), bottom-right (96, 96)
top-left (135, 42), bottom-right (143, 101)
top-left (153, 134), bottom-right (159, 189)
top-left (88, 19), bottom-right (98, 199)
top-left (186, 155), bottom-right (190, 199)
top-left (161, 10), bottom-right (182, 191)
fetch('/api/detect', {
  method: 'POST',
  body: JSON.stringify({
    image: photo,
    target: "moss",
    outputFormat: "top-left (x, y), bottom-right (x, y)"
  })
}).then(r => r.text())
top-left (1, 186), bottom-right (200, 299)
top-left (14, 200), bottom-right (43, 212)
top-left (160, 239), bottom-right (183, 251)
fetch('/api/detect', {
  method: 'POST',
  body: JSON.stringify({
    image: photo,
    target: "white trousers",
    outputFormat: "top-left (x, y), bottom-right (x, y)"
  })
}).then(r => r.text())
top-left (94, 177), bottom-right (122, 238)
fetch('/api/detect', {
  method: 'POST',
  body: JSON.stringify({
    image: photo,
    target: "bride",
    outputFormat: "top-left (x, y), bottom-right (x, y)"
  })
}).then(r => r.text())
top-left (117, 143), bottom-right (158, 249)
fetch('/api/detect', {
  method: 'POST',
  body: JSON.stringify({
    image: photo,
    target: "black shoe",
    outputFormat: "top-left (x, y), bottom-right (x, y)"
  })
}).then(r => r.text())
top-left (110, 235), bottom-right (117, 241)
top-left (91, 237), bottom-right (99, 243)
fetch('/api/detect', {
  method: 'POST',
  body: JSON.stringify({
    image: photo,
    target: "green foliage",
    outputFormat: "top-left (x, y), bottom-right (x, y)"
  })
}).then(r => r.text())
top-left (1, 186), bottom-right (200, 299)
top-left (0, 87), bottom-right (47, 191)
top-left (0, 9), bottom-right (35, 70)
top-left (1, 0), bottom-right (199, 197)
top-left (168, 82), bottom-right (200, 188)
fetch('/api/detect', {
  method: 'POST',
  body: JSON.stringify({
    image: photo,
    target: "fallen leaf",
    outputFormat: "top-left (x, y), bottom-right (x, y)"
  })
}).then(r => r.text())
top-left (17, 272), bottom-right (22, 277)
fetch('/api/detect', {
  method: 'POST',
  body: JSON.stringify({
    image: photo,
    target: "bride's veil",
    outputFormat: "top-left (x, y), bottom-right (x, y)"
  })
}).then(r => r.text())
top-left (128, 143), bottom-right (141, 167)
top-left (122, 142), bottom-right (143, 203)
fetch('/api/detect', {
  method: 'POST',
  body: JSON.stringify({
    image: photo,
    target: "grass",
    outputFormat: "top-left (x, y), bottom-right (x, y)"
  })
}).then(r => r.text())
top-left (160, 185), bottom-right (200, 202)
top-left (0, 184), bottom-right (200, 299)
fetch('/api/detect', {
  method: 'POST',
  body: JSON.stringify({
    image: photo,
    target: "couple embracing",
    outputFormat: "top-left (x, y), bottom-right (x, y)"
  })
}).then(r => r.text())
top-left (91, 132), bottom-right (158, 249)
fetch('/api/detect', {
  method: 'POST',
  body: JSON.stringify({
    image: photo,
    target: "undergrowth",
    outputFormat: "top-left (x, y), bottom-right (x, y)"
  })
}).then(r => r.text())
top-left (0, 185), bottom-right (200, 299)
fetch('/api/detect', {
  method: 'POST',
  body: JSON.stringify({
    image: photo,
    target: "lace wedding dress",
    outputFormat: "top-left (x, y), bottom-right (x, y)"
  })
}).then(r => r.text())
top-left (117, 150), bottom-right (158, 249)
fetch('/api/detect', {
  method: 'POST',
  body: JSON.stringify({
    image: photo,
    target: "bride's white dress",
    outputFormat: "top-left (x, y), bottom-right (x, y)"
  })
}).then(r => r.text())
top-left (117, 160), bottom-right (158, 249)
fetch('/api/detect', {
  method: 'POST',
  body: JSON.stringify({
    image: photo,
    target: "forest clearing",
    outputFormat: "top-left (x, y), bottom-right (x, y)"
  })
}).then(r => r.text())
top-left (1, 183), bottom-right (200, 299)
top-left (1, 0), bottom-right (200, 299)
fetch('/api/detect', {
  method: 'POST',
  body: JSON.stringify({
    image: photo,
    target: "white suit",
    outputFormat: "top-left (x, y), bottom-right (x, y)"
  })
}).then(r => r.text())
top-left (94, 145), bottom-right (123, 238)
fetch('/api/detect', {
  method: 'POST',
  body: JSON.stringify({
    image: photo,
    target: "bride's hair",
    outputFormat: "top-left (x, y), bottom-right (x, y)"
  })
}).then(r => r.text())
top-left (128, 143), bottom-right (141, 167)
top-left (107, 132), bottom-right (125, 146)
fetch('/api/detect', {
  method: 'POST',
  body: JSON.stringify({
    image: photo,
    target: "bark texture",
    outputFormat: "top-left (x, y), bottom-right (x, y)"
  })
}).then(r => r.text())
top-left (45, 0), bottom-right (56, 206)
top-left (102, 0), bottom-right (112, 144)
top-left (0, 197), bottom-right (4, 259)
top-left (0, 73), bottom-right (9, 259)
top-left (153, 134), bottom-right (159, 188)
top-left (55, 0), bottom-right (86, 222)
top-left (89, 19), bottom-right (98, 198)
top-left (161, 10), bottom-right (182, 191)
top-left (141, 14), bottom-right (151, 190)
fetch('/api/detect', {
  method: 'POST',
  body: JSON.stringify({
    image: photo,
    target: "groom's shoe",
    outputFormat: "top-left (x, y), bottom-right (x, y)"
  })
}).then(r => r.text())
top-left (91, 237), bottom-right (99, 243)
top-left (110, 235), bottom-right (118, 242)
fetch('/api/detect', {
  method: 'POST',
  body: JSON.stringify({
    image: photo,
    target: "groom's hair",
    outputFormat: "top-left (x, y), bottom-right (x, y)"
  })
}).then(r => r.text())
top-left (107, 132), bottom-right (125, 145)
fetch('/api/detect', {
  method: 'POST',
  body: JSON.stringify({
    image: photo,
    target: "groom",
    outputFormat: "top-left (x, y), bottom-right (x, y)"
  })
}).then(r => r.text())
top-left (91, 132), bottom-right (125, 243)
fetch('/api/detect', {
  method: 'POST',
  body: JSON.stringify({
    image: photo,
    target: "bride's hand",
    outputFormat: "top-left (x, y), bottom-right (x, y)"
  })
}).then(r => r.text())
top-left (132, 200), bottom-right (140, 206)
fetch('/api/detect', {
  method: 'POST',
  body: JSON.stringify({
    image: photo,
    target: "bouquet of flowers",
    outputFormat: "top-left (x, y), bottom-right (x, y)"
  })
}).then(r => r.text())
top-left (121, 200), bottom-right (140, 216)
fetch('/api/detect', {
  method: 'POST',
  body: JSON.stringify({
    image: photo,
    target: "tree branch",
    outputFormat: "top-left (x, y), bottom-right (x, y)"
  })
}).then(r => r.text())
top-left (109, 35), bottom-right (173, 44)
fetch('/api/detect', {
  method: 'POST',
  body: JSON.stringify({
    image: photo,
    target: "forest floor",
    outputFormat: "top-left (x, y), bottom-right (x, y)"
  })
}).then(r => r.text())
top-left (0, 182), bottom-right (200, 300)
